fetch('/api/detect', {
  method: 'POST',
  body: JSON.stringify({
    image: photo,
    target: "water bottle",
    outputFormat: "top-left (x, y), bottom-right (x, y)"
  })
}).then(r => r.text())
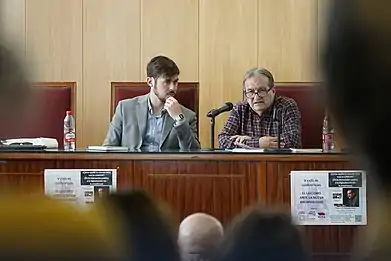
top-left (322, 112), bottom-right (334, 152)
top-left (64, 110), bottom-right (76, 151)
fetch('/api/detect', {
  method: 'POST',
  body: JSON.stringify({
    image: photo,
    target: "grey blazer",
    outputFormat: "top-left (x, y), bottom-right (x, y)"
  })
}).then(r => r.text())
top-left (103, 94), bottom-right (201, 151)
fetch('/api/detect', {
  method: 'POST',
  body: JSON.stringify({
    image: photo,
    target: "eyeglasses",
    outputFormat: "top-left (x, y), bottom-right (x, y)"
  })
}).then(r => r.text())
top-left (244, 88), bottom-right (272, 99)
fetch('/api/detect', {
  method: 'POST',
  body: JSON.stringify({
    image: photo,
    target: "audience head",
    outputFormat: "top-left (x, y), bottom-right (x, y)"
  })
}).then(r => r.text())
top-left (242, 68), bottom-right (276, 115)
top-left (178, 212), bottom-right (224, 261)
top-left (103, 189), bottom-right (181, 261)
top-left (216, 205), bottom-right (309, 261)
top-left (323, 1), bottom-right (391, 260)
top-left (0, 194), bottom-right (125, 261)
top-left (322, 0), bottom-right (391, 187)
top-left (146, 55), bottom-right (180, 102)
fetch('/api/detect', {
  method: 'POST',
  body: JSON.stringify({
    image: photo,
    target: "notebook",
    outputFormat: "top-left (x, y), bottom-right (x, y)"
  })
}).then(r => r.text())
top-left (87, 146), bottom-right (129, 152)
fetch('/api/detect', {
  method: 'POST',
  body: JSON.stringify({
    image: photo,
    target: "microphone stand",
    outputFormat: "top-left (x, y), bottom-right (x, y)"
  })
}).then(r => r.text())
top-left (203, 103), bottom-right (234, 151)
top-left (210, 116), bottom-right (215, 149)
top-left (264, 110), bottom-right (291, 153)
top-left (201, 116), bottom-right (219, 152)
top-left (277, 117), bottom-right (281, 150)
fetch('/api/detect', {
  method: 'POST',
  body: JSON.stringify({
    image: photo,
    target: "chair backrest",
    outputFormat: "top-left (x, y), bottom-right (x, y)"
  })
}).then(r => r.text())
top-left (275, 83), bottom-right (325, 148)
top-left (0, 82), bottom-right (76, 149)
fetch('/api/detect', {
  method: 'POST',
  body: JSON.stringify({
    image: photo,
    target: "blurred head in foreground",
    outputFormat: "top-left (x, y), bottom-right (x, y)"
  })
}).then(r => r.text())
top-left (216, 205), bottom-right (309, 261)
top-left (178, 212), bottom-right (224, 261)
top-left (0, 41), bottom-right (30, 115)
top-left (323, 0), bottom-right (391, 259)
top-left (103, 189), bottom-right (181, 261)
top-left (0, 195), bottom-right (126, 261)
top-left (322, 0), bottom-right (391, 188)
top-left (0, 41), bottom-right (32, 137)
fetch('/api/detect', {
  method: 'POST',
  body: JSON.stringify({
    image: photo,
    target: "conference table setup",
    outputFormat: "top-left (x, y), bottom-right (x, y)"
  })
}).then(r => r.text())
top-left (0, 148), bottom-right (362, 261)
top-left (0, 0), bottom-right (380, 258)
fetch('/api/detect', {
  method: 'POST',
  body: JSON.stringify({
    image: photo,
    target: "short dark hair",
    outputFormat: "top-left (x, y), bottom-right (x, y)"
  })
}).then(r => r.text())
top-left (104, 189), bottom-right (180, 261)
top-left (217, 205), bottom-right (309, 261)
top-left (146, 56), bottom-right (180, 79)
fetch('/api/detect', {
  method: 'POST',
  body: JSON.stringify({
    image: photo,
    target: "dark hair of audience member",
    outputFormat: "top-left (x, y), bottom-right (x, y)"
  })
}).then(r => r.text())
top-left (322, 0), bottom-right (391, 189)
top-left (103, 189), bottom-right (181, 261)
top-left (322, 1), bottom-right (391, 260)
top-left (0, 41), bottom-right (30, 113)
top-left (0, 40), bottom-right (34, 139)
top-left (216, 205), bottom-right (310, 261)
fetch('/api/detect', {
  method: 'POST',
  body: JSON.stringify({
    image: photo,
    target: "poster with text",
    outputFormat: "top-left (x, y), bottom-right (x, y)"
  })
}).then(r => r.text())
top-left (44, 169), bottom-right (117, 206)
top-left (290, 170), bottom-right (367, 225)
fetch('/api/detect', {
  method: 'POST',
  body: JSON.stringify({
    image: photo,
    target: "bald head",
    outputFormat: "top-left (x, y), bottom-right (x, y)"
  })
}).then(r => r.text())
top-left (178, 213), bottom-right (223, 261)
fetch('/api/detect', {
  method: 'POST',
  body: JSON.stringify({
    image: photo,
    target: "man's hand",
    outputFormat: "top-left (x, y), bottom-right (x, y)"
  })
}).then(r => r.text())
top-left (230, 135), bottom-right (251, 144)
top-left (164, 97), bottom-right (183, 119)
top-left (259, 136), bottom-right (285, 148)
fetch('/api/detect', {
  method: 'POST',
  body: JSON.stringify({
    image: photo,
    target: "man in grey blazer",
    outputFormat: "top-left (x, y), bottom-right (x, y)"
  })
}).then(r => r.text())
top-left (103, 56), bottom-right (200, 151)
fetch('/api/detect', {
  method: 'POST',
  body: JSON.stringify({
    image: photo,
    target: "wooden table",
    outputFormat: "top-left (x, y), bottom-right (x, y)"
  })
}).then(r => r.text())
top-left (0, 151), bottom-right (358, 261)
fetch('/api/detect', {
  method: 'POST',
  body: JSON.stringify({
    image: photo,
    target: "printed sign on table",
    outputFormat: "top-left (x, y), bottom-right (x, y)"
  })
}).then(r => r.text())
top-left (290, 170), bottom-right (367, 225)
top-left (44, 169), bottom-right (117, 205)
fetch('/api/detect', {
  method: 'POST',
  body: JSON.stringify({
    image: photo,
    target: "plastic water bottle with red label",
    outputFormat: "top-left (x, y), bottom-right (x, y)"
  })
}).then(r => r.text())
top-left (322, 113), bottom-right (334, 152)
top-left (64, 110), bottom-right (76, 151)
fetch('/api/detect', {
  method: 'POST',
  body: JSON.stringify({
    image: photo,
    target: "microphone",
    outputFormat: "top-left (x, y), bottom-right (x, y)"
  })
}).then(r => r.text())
top-left (206, 102), bottom-right (234, 118)
top-left (205, 102), bottom-right (233, 151)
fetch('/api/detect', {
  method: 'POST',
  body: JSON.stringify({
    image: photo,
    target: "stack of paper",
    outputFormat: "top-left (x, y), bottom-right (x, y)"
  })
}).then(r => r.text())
top-left (3, 137), bottom-right (58, 148)
top-left (231, 148), bottom-right (265, 153)
top-left (87, 146), bottom-right (129, 152)
top-left (290, 148), bottom-right (323, 153)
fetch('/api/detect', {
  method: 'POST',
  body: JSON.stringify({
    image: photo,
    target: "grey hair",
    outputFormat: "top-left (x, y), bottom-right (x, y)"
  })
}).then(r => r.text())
top-left (242, 68), bottom-right (275, 88)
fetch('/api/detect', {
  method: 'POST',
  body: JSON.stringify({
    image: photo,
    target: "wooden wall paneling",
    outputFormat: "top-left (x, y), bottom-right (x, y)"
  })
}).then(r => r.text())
top-left (140, 0), bottom-right (198, 81)
top-left (199, 0), bottom-right (258, 148)
top-left (26, 0), bottom-right (82, 82)
top-left (6, 0), bottom-right (322, 148)
top-left (0, 0), bottom-right (26, 55)
top-left (130, 160), bottom-right (261, 224)
top-left (83, 0), bottom-right (141, 148)
top-left (25, 0), bottom-right (83, 145)
top-left (258, 0), bottom-right (318, 82)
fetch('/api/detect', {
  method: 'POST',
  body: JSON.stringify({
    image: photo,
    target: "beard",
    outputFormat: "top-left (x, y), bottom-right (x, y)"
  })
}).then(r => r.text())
top-left (152, 85), bottom-right (175, 103)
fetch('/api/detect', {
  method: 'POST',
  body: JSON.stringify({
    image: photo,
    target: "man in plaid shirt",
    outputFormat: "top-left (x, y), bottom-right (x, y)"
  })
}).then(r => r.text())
top-left (218, 68), bottom-right (302, 149)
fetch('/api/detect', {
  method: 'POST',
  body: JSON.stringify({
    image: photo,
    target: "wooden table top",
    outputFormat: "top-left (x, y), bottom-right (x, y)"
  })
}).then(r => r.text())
top-left (0, 150), bottom-right (351, 161)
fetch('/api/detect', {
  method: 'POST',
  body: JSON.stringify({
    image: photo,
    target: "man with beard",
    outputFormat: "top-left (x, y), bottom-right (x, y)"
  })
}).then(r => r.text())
top-left (103, 55), bottom-right (200, 151)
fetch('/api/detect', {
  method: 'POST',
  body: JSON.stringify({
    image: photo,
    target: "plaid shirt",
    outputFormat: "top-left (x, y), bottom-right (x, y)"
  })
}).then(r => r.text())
top-left (218, 96), bottom-right (302, 149)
